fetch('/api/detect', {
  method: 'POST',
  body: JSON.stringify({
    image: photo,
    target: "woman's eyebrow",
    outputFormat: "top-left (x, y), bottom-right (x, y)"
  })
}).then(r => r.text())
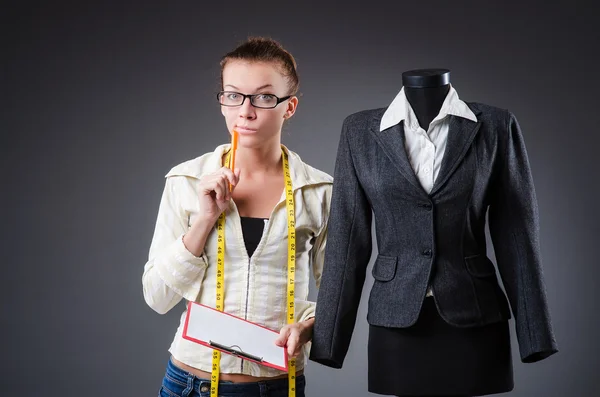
top-left (223, 84), bottom-right (274, 91)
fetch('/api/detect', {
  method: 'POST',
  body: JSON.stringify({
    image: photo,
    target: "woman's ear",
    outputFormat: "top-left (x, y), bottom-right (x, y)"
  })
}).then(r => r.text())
top-left (284, 96), bottom-right (299, 119)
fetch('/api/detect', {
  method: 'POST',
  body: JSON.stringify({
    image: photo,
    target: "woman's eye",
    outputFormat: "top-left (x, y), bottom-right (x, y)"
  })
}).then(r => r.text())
top-left (256, 94), bottom-right (276, 103)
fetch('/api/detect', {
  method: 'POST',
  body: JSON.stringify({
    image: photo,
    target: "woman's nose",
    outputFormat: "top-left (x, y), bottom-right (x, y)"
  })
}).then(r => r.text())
top-left (238, 98), bottom-right (256, 119)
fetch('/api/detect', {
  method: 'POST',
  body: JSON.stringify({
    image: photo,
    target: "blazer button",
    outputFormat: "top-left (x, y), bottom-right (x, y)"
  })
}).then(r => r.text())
top-left (418, 203), bottom-right (432, 210)
top-left (422, 249), bottom-right (432, 257)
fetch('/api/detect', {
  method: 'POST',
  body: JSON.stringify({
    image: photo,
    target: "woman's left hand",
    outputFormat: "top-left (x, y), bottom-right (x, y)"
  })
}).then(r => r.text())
top-left (275, 318), bottom-right (315, 358)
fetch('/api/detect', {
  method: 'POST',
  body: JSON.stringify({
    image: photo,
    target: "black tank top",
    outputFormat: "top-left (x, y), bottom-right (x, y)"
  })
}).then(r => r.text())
top-left (239, 217), bottom-right (267, 258)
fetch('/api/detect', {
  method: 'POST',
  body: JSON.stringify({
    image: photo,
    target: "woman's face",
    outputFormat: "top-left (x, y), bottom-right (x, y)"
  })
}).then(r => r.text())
top-left (220, 60), bottom-right (297, 149)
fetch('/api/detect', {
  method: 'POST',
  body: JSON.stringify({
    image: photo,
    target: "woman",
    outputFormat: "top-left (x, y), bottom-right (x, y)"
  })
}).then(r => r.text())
top-left (142, 37), bottom-right (332, 397)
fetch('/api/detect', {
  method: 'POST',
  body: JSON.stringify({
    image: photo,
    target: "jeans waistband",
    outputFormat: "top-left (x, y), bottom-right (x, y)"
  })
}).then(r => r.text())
top-left (166, 357), bottom-right (305, 393)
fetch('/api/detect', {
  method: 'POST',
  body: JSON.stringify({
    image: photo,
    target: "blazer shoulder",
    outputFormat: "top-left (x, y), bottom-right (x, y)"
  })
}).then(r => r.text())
top-left (466, 101), bottom-right (513, 124)
top-left (343, 107), bottom-right (386, 126)
top-left (465, 103), bottom-right (527, 146)
top-left (341, 107), bottom-right (387, 142)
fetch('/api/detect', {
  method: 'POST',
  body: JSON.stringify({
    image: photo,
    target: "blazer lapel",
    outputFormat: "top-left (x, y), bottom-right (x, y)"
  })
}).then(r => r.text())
top-left (430, 114), bottom-right (481, 195)
top-left (371, 119), bottom-right (427, 195)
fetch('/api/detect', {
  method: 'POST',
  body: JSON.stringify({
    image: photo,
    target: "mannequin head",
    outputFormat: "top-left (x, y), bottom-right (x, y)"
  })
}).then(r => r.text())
top-left (402, 68), bottom-right (451, 130)
top-left (402, 68), bottom-right (450, 88)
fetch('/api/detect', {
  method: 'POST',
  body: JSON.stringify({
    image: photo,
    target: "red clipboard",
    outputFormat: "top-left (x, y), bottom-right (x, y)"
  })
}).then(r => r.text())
top-left (182, 301), bottom-right (289, 371)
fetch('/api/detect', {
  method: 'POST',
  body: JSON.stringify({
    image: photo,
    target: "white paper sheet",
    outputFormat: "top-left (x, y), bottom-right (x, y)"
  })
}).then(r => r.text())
top-left (183, 302), bottom-right (287, 370)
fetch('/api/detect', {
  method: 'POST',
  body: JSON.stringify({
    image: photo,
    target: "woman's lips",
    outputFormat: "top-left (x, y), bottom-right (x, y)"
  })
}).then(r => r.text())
top-left (235, 127), bottom-right (257, 134)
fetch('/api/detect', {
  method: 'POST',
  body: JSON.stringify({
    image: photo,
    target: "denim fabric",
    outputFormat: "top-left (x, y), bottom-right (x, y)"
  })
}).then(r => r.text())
top-left (158, 358), bottom-right (305, 397)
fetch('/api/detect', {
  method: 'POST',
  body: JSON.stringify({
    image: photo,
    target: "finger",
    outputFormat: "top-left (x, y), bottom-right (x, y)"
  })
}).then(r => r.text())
top-left (219, 167), bottom-right (238, 187)
top-left (200, 173), bottom-right (223, 190)
top-left (209, 172), bottom-right (232, 199)
top-left (275, 326), bottom-right (291, 347)
top-left (292, 344), bottom-right (303, 358)
top-left (216, 175), bottom-right (231, 201)
top-left (206, 174), bottom-right (228, 200)
top-left (211, 178), bottom-right (227, 202)
top-left (200, 180), bottom-right (219, 198)
top-left (228, 168), bottom-right (241, 193)
top-left (287, 332), bottom-right (300, 357)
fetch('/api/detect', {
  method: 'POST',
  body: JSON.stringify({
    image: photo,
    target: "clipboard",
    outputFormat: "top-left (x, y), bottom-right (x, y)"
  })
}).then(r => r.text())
top-left (182, 301), bottom-right (289, 371)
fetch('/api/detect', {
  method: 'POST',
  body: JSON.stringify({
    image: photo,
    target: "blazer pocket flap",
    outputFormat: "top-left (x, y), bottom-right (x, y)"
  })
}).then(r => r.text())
top-left (465, 255), bottom-right (496, 277)
top-left (372, 255), bottom-right (398, 281)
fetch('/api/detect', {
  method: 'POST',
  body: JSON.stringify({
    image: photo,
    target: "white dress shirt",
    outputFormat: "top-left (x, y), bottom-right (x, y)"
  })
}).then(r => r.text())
top-left (380, 85), bottom-right (477, 296)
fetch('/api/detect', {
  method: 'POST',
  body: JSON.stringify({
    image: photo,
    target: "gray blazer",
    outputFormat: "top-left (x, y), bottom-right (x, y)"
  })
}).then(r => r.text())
top-left (309, 102), bottom-right (558, 368)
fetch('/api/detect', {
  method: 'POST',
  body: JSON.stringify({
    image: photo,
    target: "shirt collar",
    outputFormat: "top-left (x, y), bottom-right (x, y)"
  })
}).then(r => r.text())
top-left (166, 144), bottom-right (332, 190)
top-left (380, 84), bottom-right (477, 132)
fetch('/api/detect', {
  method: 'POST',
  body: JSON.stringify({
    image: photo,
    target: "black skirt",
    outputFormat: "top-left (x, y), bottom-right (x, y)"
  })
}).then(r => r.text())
top-left (368, 297), bottom-right (513, 396)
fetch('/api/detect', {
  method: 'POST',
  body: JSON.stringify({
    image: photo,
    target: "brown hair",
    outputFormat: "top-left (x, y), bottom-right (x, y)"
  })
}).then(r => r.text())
top-left (220, 37), bottom-right (299, 96)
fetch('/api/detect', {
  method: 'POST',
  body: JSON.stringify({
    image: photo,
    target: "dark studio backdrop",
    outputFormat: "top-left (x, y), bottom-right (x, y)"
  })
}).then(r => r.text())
top-left (3, 1), bottom-right (599, 396)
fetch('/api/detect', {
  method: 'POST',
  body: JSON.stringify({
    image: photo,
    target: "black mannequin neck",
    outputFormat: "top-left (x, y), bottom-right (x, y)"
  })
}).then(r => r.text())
top-left (402, 69), bottom-right (451, 131)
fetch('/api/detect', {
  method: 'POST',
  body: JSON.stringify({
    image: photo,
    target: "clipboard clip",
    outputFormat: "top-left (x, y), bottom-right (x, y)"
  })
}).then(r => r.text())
top-left (209, 340), bottom-right (264, 362)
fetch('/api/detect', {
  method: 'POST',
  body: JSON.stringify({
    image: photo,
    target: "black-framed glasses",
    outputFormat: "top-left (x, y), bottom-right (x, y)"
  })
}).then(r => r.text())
top-left (217, 91), bottom-right (292, 109)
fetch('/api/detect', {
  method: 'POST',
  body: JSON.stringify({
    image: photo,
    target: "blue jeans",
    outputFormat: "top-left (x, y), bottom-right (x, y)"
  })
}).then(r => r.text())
top-left (158, 358), bottom-right (306, 397)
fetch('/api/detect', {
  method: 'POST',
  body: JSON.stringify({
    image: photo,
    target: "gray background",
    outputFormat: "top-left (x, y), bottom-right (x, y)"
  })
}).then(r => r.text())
top-left (3, 1), bottom-right (599, 396)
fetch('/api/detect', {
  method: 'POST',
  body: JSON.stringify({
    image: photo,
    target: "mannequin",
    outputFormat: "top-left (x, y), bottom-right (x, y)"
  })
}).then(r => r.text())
top-left (402, 68), bottom-right (450, 130)
top-left (371, 68), bottom-right (511, 396)
top-left (309, 68), bottom-right (558, 396)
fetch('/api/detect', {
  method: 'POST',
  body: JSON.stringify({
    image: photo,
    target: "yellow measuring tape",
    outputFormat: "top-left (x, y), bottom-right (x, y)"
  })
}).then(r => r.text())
top-left (211, 146), bottom-right (296, 397)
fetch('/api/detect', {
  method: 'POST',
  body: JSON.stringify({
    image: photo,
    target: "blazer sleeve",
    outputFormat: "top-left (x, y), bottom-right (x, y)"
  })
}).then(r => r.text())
top-left (309, 116), bottom-right (373, 368)
top-left (488, 111), bottom-right (559, 363)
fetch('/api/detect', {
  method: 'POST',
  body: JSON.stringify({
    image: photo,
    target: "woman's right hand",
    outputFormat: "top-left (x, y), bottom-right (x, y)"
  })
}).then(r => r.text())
top-left (183, 166), bottom-right (240, 257)
top-left (197, 166), bottom-right (241, 224)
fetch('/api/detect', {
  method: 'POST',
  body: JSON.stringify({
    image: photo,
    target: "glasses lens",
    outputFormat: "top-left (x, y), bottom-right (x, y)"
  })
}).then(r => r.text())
top-left (220, 92), bottom-right (243, 106)
top-left (251, 94), bottom-right (277, 108)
